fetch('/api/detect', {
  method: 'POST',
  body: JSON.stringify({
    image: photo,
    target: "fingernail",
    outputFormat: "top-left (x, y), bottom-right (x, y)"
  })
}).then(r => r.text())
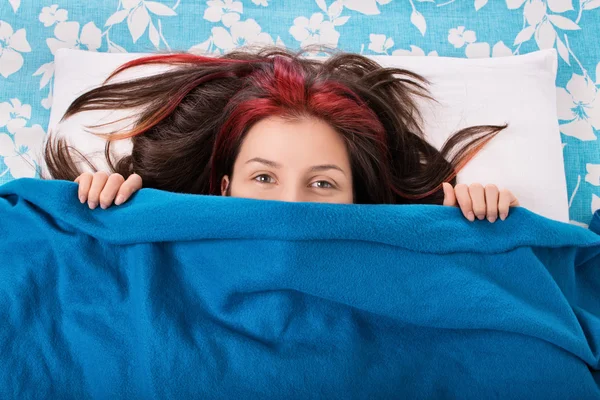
top-left (100, 203), bottom-right (107, 210)
top-left (115, 196), bottom-right (124, 206)
top-left (476, 214), bottom-right (485, 221)
top-left (488, 216), bottom-right (496, 223)
top-left (88, 201), bottom-right (97, 210)
top-left (467, 212), bottom-right (475, 222)
top-left (500, 213), bottom-right (507, 221)
top-left (79, 195), bottom-right (85, 203)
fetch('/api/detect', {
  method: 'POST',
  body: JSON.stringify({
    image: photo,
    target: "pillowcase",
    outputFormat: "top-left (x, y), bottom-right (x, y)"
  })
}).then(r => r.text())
top-left (46, 48), bottom-right (568, 222)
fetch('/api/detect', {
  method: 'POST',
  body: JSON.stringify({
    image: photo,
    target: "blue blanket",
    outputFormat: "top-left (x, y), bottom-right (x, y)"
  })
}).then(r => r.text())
top-left (1, 178), bottom-right (599, 399)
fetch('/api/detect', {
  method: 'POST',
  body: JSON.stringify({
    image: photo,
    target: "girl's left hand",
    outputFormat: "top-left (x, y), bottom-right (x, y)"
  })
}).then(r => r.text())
top-left (442, 183), bottom-right (519, 223)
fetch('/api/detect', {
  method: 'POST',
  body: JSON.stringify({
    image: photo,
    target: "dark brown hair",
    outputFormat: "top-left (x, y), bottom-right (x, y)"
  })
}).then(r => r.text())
top-left (44, 45), bottom-right (506, 205)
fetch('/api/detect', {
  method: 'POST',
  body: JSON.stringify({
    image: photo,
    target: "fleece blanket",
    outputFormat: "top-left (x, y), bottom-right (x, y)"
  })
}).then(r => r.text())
top-left (0, 178), bottom-right (599, 399)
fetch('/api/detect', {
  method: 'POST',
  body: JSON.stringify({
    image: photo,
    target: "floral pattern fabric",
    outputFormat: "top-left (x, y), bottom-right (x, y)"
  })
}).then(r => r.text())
top-left (0, 0), bottom-right (599, 225)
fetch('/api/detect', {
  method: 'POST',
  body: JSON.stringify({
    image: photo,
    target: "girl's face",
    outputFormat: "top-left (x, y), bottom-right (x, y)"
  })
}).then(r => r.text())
top-left (222, 116), bottom-right (354, 203)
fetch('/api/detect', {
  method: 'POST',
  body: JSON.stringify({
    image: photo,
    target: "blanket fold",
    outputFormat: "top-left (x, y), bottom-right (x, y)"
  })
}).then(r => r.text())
top-left (1, 179), bottom-right (599, 399)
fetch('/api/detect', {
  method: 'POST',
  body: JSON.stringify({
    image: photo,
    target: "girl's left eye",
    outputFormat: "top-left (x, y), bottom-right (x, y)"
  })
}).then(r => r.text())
top-left (254, 174), bottom-right (275, 184)
top-left (310, 181), bottom-right (334, 189)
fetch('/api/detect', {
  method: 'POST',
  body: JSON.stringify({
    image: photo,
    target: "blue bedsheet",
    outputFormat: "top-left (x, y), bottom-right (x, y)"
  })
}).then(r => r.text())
top-left (1, 178), bottom-right (599, 399)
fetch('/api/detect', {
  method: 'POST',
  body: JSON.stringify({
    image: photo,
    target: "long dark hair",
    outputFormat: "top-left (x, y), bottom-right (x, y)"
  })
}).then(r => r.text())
top-left (43, 45), bottom-right (506, 205)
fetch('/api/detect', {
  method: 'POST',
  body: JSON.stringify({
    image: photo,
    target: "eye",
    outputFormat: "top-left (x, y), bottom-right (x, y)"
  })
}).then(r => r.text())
top-left (254, 174), bottom-right (275, 184)
top-left (310, 180), bottom-right (334, 189)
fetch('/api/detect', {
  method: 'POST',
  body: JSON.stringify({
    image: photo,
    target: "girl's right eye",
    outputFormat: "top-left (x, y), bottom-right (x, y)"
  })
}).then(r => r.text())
top-left (254, 174), bottom-right (275, 184)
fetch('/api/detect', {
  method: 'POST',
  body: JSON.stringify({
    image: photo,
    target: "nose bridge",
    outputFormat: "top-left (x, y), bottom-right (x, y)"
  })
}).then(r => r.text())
top-left (280, 181), bottom-right (304, 203)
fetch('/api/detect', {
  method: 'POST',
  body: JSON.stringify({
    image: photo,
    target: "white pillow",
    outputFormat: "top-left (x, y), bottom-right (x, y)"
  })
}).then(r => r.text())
top-left (46, 48), bottom-right (568, 222)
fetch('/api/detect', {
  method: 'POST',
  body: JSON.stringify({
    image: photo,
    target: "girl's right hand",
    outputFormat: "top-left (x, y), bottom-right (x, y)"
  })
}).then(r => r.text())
top-left (75, 172), bottom-right (143, 209)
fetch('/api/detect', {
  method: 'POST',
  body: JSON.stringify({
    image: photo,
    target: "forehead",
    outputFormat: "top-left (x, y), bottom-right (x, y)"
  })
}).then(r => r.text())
top-left (238, 116), bottom-right (350, 164)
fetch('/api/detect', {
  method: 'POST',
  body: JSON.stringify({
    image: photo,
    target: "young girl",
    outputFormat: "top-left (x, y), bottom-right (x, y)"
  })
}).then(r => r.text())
top-left (44, 46), bottom-right (519, 223)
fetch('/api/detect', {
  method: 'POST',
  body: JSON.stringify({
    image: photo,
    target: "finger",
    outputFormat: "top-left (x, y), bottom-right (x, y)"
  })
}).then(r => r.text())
top-left (454, 184), bottom-right (474, 222)
top-left (498, 189), bottom-right (519, 220)
top-left (75, 172), bottom-right (93, 204)
top-left (99, 174), bottom-right (125, 209)
top-left (442, 182), bottom-right (456, 206)
top-left (87, 172), bottom-right (109, 210)
top-left (114, 173), bottom-right (143, 206)
top-left (468, 183), bottom-right (486, 220)
top-left (484, 184), bottom-right (499, 223)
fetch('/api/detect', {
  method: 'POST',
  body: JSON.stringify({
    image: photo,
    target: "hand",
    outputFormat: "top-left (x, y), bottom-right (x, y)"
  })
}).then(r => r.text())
top-left (442, 183), bottom-right (519, 223)
top-left (75, 172), bottom-right (143, 210)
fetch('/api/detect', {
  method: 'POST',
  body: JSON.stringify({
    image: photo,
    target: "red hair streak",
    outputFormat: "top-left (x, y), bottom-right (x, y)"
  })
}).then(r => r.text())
top-left (208, 56), bottom-right (391, 194)
top-left (91, 51), bottom-right (495, 201)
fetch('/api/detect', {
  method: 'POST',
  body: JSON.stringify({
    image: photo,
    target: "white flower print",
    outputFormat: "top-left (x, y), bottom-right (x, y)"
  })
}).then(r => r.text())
top-left (492, 41), bottom-right (513, 56)
top-left (392, 45), bottom-right (438, 57)
top-left (507, 0), bottom-right (574, 12)
top-left (189, 37), bottom-right (213, 54)
top-left (368, 34), bottom-right (394, 54)
top-left (0, 99), bottom-right (31, 134)
top-left (585, 164), bottom-right (600, 186)
top-left (584, 0), bottom-right (600, 10)
top-left (0, 125), bottom-right (45, 179)
top-left (342, 0), bottom-right (391, 15)
top-left (514, 0), bottom-right (580, 55)
top-left (289, 13), bottom-right (340, 48)
top-left (465, 41), bottom-right (513, 58)
top-left (410, 8), bottom-right (426, 36)
top-left (475, 0), bottom-right (488, 10)
top-left (465, 42), bottom-right (488, 58)
top-left (41, 90), bottom-right (53, 110)
top-left (39, 5), bottom-right (68, 27)
top-left (315, 0), bottom-right (350, 27)
top-left (204, 0), bottom-right (243, 28)
top-left (32, 61), bottom-right (54, 90)
top-left (523, 0), bottom-right (557, 50)
top-left (46, 21), bottom-right (102, 55)
top-left (251, 0), bottom-right (268, 6)
top-left (122, 0), bottom-right (141, 9)
top-left (212, 19), bottom-right (273, 50)
top-left (448, 26), bottom-right (476, 49)
top-left (556, 73), bottom-right (600, 141)
top-left (0, 21), bottom-right (32, 78)
top-left (189, 36), bottom-right (222, 55)
top-left (524, 0), bottom-right (546, 26)
top-left (122, 0), bottom-right (177, 13)
top-left (8, 0), bottom-right (20, 13)
top-left (549, 0), bottom-right (574, 12)
top-left (104, 1), bottom-right (177, 45)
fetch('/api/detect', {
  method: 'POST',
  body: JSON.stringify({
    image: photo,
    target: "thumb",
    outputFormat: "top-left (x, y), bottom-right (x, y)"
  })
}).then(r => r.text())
top-left (442, 182), bottom-right (456, 206)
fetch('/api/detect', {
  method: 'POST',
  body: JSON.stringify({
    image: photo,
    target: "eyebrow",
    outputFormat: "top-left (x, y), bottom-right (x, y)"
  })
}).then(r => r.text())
top-left (309, 164), bottom-right (346, 176)
top-left (245, 158), bottom-right (346, 176)
top-left (245, 157), bottom-right (282, 168)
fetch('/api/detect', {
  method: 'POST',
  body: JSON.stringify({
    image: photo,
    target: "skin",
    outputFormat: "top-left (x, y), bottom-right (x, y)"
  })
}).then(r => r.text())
top-left (74, 116), bottom-right (519, 222)
top-left (220, 116), bottom-right (354, 204)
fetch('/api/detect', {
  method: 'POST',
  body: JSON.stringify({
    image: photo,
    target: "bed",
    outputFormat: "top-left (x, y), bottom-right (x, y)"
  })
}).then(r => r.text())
top-left (1, 1), bottom-right (599, 398)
